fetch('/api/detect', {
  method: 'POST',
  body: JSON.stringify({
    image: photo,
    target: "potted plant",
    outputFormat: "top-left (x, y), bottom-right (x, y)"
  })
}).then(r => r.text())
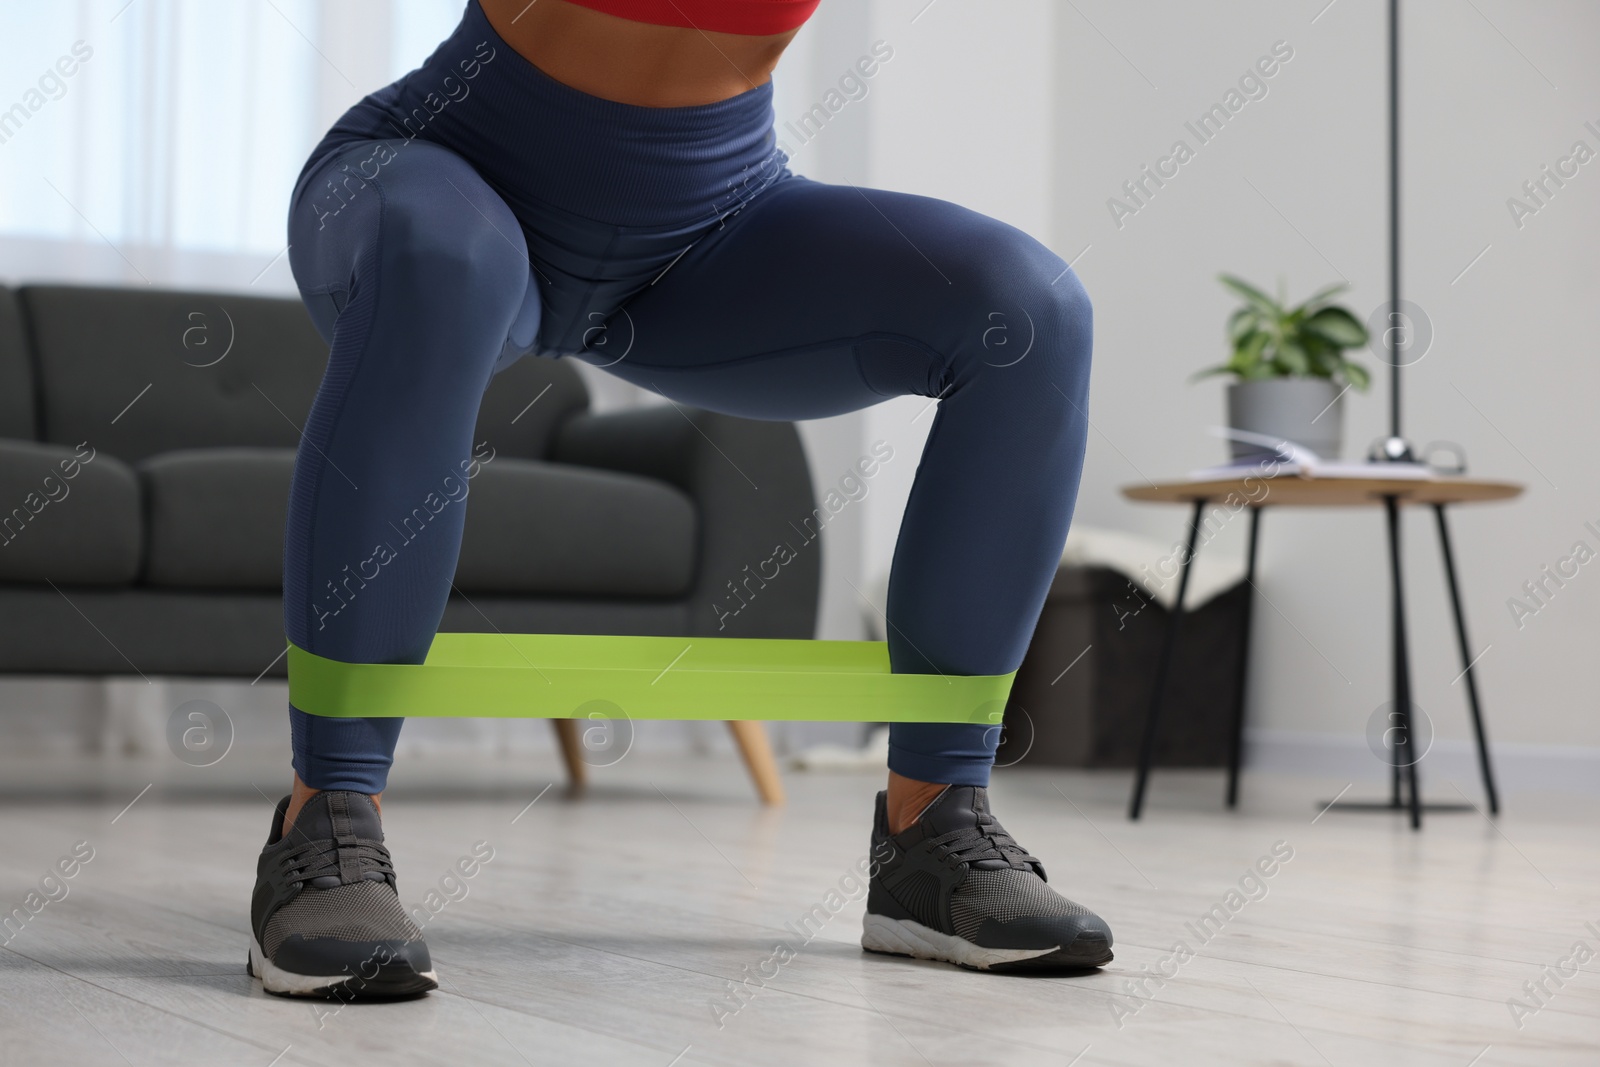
top-left (1196, 275), bottom-right (1371, 463)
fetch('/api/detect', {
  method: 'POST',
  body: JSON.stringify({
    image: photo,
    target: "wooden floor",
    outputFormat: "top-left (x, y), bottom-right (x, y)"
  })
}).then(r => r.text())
top-left (0, 754), bottom-right (1595, 1066)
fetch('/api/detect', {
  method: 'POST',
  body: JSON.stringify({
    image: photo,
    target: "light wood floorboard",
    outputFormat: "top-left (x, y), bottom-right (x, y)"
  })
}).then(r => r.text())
top-left (0, 755), bottom-right (1595, 1066)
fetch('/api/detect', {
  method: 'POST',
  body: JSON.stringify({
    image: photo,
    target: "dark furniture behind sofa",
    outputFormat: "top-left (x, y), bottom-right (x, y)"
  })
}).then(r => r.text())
top-left (0, 285), bottom-right (818, 799)
top-left (998, 565), bottom-right (1247, 768)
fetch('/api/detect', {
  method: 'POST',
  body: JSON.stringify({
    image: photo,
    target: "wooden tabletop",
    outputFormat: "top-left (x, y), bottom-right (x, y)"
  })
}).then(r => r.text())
top-left (1123, 473), bottom-right (1524, 508)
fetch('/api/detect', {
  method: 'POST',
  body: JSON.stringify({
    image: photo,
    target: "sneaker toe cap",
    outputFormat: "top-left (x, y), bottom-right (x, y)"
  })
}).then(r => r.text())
top-left (272, 935), bottom-right (435, 992)
top-left (974, 909), bottom-right (1114, 958)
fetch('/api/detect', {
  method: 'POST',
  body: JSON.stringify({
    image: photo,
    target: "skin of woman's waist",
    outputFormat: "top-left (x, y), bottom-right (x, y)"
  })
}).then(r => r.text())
top-left (479, 0), bottom-right (798, 107)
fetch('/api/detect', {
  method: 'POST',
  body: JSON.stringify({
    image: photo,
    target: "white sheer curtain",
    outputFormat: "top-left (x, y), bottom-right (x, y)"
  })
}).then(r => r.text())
top-left (0, 0), bottom-right (690, 401)
top-left (0, 0), bottom-right (463, 293)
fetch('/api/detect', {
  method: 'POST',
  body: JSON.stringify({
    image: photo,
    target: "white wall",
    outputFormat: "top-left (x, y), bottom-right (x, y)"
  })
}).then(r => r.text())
top-left (845, 0), bottom-right (1600, 754)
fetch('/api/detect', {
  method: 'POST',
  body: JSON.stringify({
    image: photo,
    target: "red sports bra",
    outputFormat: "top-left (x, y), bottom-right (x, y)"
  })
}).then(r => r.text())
top-left (560, 0), bottom-right (820, 35)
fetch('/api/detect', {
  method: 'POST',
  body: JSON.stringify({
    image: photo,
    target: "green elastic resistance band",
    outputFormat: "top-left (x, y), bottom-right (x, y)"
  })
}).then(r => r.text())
top-left (288, 634), bottom-right (1014, 724)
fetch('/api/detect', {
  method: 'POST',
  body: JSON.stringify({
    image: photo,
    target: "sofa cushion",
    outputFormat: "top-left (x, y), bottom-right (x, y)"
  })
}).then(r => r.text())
top-left (20, 286), bottom-right (329, 464)
top-left (139, 448), bottom-right (295, 590)
top-left (135, 448), bottom-right (696, 598)
top-left (455, 457), bottom-right (696, 597)
top-left (18, 284), bottom-right (592, 466)
top-left (0, 439), bottom-right (141, 585)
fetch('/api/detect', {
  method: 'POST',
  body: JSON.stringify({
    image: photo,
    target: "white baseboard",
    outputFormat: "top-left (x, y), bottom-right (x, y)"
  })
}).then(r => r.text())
top-left (1245, 729), bottom-right (1600, 796)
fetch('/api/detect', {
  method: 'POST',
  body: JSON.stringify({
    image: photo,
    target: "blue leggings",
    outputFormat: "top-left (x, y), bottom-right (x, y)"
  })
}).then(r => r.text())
top-left (284, 0), bottom-right (1091, 793)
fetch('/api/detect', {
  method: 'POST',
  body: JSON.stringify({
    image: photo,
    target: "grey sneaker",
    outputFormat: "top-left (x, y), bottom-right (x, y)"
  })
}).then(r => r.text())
top-left (248, 790), bottom-right (436, 997)
top-left (862, 785), bottom-right (1113, 971)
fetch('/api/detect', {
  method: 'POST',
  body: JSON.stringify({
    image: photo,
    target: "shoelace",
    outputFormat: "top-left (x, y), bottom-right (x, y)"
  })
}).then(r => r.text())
top-left (274, 836), bottom-right (396, 886)
top-left (927, 812), bottom-right (1041, 871)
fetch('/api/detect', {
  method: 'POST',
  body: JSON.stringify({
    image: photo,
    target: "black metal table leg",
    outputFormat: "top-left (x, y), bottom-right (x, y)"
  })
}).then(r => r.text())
top-left (1225, 506), bottom-right (1262, 808)
top-left (1384, 496), bottom-right (1422, 830)
top-left (1434, 503), bottom-right (1501, 815)
top-left (1390, 702), bottom-right (1403, 807)
top-left (1129, 498), bottom-right (1207, 820)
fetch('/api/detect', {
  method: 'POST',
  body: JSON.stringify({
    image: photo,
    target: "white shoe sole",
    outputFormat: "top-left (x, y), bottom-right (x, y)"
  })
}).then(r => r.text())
top-left (248, 934), bottom-right (437, 997)
top-left (860, 913), bottom-right (1059, 970)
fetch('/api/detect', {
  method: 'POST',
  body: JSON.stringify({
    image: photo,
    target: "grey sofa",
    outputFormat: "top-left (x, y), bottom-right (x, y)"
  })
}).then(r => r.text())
top-left (0, 284), bottom-right (820, 686)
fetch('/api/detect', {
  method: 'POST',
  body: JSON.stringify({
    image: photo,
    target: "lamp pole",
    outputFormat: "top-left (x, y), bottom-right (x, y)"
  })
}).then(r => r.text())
top-left (1389, 0), bottom-right (1400, 440)
top-left (1375, 0), bottom-right (1415, 463)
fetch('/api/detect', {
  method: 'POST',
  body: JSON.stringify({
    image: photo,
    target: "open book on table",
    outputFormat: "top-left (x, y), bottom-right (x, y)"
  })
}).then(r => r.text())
top-left (1186, 428), bottom-right (1435, 482)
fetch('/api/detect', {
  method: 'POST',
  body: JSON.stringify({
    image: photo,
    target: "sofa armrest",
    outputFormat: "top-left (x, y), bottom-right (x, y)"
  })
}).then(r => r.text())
top-left (553, 405), bottom-right (819, 639)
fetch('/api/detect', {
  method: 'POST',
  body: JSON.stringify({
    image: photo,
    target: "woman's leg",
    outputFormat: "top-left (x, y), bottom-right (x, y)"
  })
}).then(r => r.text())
top-left (589, 175), bottom-right (1093, 792)
top-left (284, 138), bottom-right (534, 803)
top-left (248, 138), bottom-right (533, 997)
top-left (585, 174), bottom-right (1109, 969)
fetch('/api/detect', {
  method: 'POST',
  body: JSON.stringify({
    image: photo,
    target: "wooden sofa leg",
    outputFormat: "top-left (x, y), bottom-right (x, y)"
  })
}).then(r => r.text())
top-left (726, 721), bottom-right (785, 805)
top-left (552, 719), bottom-right (588, 791)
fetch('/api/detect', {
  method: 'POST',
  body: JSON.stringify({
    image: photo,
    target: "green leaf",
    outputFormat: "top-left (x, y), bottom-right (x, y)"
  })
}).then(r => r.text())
top-left (1302, 336), bottom-right (1337, 375)
top-left (1233, 329), bottom-right (1270, 366)
top-left (1300, 282), bottom-right (1350, 310)
top-left (1227, 307), bottom-right (1260, 345)
top-left (1341, 359), bottom-right (1371, 391)
top-left (1189, 365), bottom-right (1235, 383)
top-left (1218, 274), bottom-right (1282, 317)
top-left (1303, 307), bottom-right (1368, 348)
top-left (1275, 340), bottom-right (1310, 376)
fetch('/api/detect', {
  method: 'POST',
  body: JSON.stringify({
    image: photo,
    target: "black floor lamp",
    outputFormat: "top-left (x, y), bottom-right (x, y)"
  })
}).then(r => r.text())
top-left (1317, 0), bottom-right (1502, 828)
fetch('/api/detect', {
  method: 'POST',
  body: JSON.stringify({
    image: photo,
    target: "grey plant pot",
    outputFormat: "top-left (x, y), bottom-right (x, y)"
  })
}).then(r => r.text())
top-left (1225, 378), bottom-right (1343, 462)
